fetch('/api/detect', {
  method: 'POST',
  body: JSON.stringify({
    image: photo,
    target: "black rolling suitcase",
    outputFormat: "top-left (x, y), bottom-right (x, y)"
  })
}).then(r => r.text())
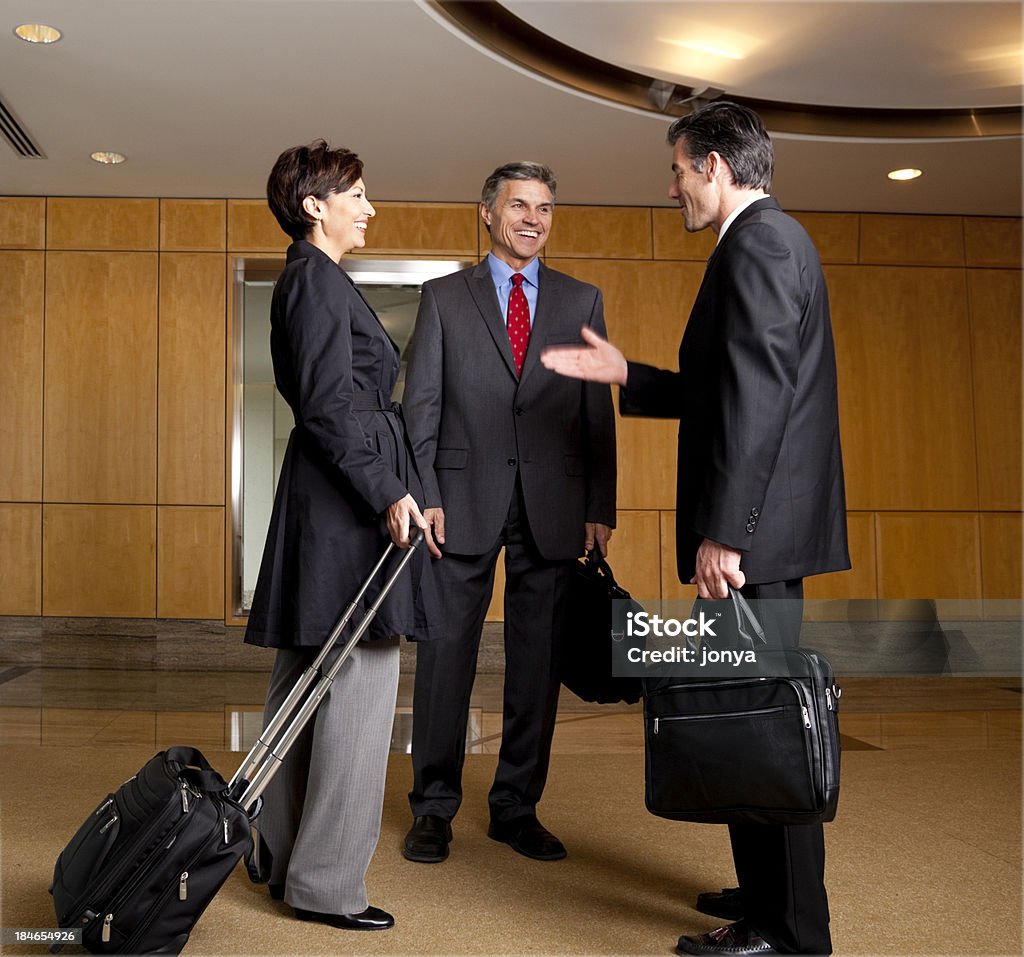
top-left (49, 532), bottom-right (423, 955)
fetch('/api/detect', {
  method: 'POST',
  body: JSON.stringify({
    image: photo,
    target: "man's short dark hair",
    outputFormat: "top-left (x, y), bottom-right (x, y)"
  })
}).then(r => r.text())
top-left (481, 161), bottom-right (557, 212)
top-left (266, 140), bottom-right (364, 241)
top-left (667, 102), bottom-right (774, 191)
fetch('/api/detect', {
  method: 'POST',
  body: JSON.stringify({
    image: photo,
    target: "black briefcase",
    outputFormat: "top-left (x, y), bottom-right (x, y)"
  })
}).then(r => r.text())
top-left (643, 589), bottom-right (842, 826)
top-left (50, 534), bottom-right (424, 955)
top-left (560, 550), bottom-right (643, 705)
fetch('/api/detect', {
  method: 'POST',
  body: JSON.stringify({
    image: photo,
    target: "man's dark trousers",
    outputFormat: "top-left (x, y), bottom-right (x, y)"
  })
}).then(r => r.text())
top-left (409, 478), bottom-right (574, 824)
top-left (731, 578), bottom-right (831, 955)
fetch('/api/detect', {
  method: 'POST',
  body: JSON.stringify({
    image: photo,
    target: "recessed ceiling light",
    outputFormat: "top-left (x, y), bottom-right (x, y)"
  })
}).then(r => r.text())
top-left (887, 168), bottom-right (923, 181)
top-left (91, 151), bottom-right (126, 165)
top-left (14, 23), bottom-right (62, 44)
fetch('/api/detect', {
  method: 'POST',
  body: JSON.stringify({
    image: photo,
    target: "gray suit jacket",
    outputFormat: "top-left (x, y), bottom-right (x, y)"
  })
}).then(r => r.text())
top-left (403, 259), bottom-right (616, 560)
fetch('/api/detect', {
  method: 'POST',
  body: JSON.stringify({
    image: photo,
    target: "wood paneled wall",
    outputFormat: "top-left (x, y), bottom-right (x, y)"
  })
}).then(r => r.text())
top-left (0, 198), bottom-right (1019, 622)
top-left (1, 199), bottom-right (225, 619)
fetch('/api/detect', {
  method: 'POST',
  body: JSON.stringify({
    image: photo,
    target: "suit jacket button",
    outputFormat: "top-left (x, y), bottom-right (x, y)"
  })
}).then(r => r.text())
top-left (746, 523), bottom-right (755, 533)
top-left (751, 507), bottom-right (760, 518)
top-left (515, 407), bottom-right (524, 416)
top-left (507, 458), bottom-right (517, 466)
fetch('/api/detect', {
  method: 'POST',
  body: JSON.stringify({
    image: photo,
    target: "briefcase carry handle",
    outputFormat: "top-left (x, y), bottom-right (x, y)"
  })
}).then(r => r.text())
top-left (687, 588), bottom-right (768, 655)
top-left (727, 587), bottom-right (768, 651)
top-left (582, 549), bottom-right (632, 600)
top-left (229, 528), bottom-right (425, 812)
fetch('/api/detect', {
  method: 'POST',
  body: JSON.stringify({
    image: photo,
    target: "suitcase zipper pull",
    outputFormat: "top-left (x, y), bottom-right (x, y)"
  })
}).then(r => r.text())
top-left (101, 914), bottom-right (113, 943)
top-left (95, 797), bottom-right (114, 816)
top-left (801, 706), bottom-right (811, 729)
top-left (180, 781), bottom-right (203, 813)
top-left (179, 872), bottom-right (189, 901)
top-left (653, 717), bottom-right (659, 735)
top-left (825, 688), bottom-right (833, 711)
top-left (223, 817), bottom-right (230, 844)
top-left (99, 813), bottom-right (118, 834)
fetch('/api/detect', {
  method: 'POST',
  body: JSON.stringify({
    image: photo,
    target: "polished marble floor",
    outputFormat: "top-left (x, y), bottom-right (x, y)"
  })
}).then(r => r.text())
top-left (0, 623), bottom-right (1019, 755)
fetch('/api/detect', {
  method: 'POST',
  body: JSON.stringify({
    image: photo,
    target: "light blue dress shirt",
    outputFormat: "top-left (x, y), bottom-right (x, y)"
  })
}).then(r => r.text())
top-left (486, 253), bottom-right (539, 328)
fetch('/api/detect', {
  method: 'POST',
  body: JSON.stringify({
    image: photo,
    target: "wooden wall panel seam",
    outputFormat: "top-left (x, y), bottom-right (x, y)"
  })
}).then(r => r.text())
top-left (973, 511), bottom-right (984, 601)
top-left (874, 509), bottom-right (888, 599)
top-left (156, 250), bottom-right (162, 507)
top-left (657, 509), bottom-right (665, 599)
top-left (41, 241), bottom-right (48, 507)
top-left (872, 511), bottom-right (882, 601)
top-left (974, 510), bottom-right (987, 602)
top-left (963, 264), bottom-right (984, 519)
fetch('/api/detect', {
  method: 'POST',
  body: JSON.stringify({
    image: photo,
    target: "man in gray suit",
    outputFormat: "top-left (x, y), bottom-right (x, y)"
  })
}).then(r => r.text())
top-left (401, 162), bottom-right (617, 863)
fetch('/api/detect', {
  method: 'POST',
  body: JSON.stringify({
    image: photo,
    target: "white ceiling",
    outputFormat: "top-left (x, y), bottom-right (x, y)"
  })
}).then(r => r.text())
top-left (506, 1), bottom-right (1021, 109)
top-left (0, 0), bottom-right (1020, 215)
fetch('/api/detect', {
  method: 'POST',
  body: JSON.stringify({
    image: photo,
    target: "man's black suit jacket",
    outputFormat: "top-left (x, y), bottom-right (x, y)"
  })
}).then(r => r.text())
top-left (621, 197), bottom-right (850, 585)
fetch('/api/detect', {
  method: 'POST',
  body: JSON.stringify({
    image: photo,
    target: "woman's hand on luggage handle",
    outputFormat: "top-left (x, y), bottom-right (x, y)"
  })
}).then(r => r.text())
top-left (386, 495), bottom-right (442, 559)
top-left (540, 326), bottom-right (628, 386)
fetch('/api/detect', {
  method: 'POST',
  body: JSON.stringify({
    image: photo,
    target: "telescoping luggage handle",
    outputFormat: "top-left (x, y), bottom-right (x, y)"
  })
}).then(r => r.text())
top-left (230, 528), bottom-right (425, 812)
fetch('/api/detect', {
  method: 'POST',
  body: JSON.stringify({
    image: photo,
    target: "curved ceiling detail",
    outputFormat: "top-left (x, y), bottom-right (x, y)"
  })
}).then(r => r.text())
top-left (430, 0), bottom-right (1022, 139)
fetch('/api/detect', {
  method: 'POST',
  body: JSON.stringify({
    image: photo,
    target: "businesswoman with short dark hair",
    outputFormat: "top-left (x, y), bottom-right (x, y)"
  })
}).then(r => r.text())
top-left (245, 140), bottom-right (440, 931)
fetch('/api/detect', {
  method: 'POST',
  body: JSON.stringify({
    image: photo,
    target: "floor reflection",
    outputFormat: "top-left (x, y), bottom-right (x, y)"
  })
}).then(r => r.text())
top-left (0, 664), bottom-right (1019, 755)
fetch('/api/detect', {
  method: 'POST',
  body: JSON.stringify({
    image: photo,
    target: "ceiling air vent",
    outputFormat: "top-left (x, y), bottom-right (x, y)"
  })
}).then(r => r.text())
top-left (0, 94), bottom-right (45, 158)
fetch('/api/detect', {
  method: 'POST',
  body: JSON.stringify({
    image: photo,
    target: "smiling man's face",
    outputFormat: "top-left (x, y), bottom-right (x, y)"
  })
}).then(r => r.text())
top-left (482, 178), bottom-right (553, 270)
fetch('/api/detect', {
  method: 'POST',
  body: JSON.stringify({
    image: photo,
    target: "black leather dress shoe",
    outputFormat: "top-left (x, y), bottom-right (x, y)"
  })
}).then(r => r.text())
top-left (676, 920), bottom-right (776, 955)
top-left (487, 815), bottom-right (566, 861)
top-left (696, 887), bottom-right (744, 921)
top-left (294, 905), bottom-right (394, 931)
top-left (402, 815), bottom-right (452, 863)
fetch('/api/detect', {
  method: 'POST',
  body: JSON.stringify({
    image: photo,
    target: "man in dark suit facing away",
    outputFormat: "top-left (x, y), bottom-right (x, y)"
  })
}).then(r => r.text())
top-left (401, 162), bottom-right (617, 864)
top-left (542, 103), bottom-right (849, 955)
